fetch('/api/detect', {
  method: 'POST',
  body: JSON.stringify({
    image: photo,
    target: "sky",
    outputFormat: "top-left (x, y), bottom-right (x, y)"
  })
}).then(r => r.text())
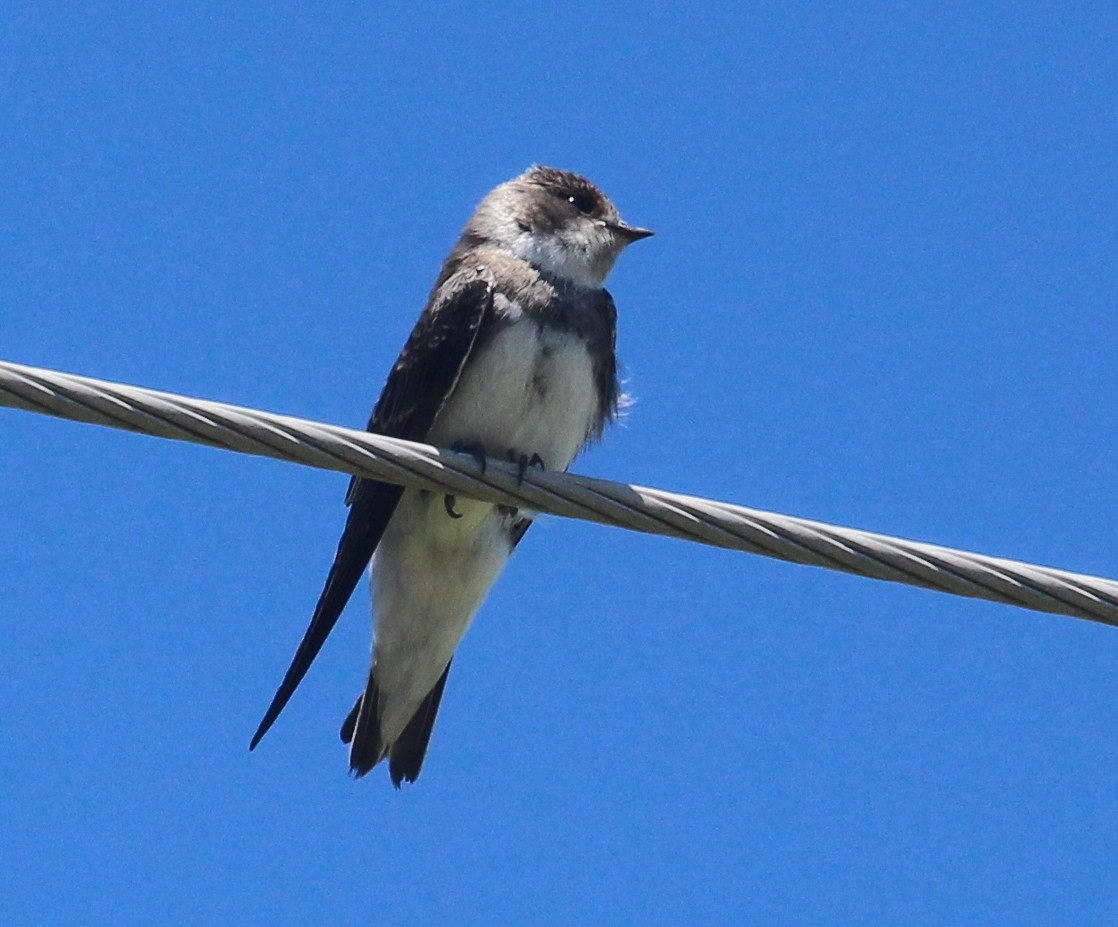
top-left (2, 3), bottom-right (1118, 924)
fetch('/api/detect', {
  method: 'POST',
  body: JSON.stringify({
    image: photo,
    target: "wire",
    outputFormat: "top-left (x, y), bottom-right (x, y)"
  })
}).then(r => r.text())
top-left (3, 358), bottom-right (1117, 627)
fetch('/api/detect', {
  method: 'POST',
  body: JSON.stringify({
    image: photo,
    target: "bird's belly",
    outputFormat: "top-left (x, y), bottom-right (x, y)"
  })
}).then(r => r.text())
top-left (427, 320), bottom-right (599, 471)
top-left (369, 490), bottom-right (514, 738)
top-left (370, 320), bottom-right (599, 738)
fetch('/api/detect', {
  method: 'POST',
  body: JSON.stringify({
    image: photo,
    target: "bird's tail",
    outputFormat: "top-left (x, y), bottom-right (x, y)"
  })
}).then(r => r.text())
top-left (340, 660), bottom-right (453, 787)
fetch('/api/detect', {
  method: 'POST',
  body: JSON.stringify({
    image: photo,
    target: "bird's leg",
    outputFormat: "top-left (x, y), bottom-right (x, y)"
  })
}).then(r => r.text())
top-left (445, 441), bottom-right (489, 519)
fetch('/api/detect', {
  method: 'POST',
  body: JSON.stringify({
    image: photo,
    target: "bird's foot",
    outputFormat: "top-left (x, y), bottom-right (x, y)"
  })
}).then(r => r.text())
top-left (451, 441), bottom-right (488, 473)
top-left (445, 441), bottom-right (489, 519)
top-left (507, 450), bottom-right (546, 485)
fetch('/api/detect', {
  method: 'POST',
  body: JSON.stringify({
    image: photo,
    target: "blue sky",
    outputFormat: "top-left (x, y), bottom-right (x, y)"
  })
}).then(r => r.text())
top-left (3, 3), bottom-right (1118, 924)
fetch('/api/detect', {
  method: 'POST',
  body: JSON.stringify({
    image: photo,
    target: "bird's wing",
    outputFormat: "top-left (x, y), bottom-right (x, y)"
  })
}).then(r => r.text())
top-left (249, 271), bottom-right (497, 749)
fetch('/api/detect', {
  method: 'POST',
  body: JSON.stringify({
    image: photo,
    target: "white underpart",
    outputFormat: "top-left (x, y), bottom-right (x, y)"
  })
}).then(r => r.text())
top-left (369, 309), bottom-right (600, 743)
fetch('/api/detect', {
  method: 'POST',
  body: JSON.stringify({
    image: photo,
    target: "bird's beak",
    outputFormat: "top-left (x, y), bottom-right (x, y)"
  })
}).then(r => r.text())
top-left (610, 222), bottom-right (655, 243)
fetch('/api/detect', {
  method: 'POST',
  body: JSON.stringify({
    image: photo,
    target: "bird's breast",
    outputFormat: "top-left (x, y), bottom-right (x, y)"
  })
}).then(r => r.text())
top-left (427, 316), bottom-right (599, 470)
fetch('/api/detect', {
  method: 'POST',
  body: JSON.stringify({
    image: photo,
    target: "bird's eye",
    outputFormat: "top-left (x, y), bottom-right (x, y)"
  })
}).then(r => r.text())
top-left (567, 193), bottom-right (596, 215)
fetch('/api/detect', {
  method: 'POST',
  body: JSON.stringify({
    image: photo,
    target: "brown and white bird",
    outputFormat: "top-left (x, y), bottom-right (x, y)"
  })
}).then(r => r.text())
top-left (249, 166), bottom-right (651, 786)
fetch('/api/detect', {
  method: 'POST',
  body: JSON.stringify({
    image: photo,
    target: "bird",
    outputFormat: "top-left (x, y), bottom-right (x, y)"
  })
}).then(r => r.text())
top-left (249, 165), bottom-right (652, 786)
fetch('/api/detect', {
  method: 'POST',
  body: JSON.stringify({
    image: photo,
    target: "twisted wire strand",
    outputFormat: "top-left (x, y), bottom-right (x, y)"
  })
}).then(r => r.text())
top-left (3, 358), bottom-right (1117, 628)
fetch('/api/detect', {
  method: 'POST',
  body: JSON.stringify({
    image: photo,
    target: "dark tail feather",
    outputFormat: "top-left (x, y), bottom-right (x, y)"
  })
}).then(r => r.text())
top-left (341, 661), bottom-right (453, 787)
top-left (340, 694), bottom-right (361, 745)
top-left (346, 668), bottom-right (384, 778)
top-left (389, 662), bottom-right (452, 787)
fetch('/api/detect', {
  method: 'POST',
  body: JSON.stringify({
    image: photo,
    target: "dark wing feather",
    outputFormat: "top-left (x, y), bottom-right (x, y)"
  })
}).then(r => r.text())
top-left (589, 289), bottom-right (621, 436)
top-left (249, 272), bottom-right (496, 750)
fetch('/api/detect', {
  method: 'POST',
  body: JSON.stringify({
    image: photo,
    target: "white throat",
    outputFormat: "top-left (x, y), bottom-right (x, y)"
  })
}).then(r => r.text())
top-left (507, 230), bottom-right (607, 289)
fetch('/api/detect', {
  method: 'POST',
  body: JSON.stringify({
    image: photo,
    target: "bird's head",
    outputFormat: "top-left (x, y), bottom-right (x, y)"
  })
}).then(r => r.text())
top-left (465, 165), bottom-right (653, 288)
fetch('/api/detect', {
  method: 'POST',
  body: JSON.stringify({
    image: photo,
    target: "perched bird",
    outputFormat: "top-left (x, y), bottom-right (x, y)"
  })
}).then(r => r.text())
top-left (249, 166), bottom-right (651, 786)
